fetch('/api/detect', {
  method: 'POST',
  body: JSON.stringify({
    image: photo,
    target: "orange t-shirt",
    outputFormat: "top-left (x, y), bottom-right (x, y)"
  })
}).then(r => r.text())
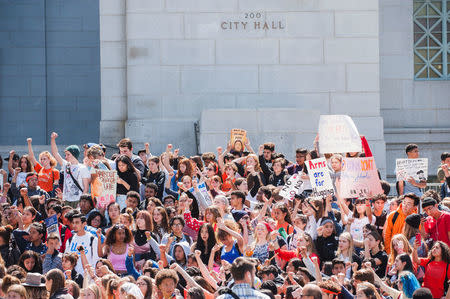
top-left (276, 221), bottom-right (294, 235)
top-left (34, 163), bottom-right (60, 192)
top-left (221, 173), bottom-right (235, 192)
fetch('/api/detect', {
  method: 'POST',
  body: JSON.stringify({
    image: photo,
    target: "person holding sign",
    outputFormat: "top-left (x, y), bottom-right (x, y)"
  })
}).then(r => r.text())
top-left (397, 144), bottom-right (427, 197)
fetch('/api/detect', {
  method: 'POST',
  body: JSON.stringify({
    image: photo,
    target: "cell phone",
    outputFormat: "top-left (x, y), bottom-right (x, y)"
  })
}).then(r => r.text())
top-left (416, 233), bottom-right (421, 245)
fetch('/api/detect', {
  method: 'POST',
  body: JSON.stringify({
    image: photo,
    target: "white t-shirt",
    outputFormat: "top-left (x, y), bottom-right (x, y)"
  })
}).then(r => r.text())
top-left (65, 232), bottom-right (99, 274)
top-left (348, 211), bottom-right (375, 242)
top-left (61, 160), bottom-right (90, 202)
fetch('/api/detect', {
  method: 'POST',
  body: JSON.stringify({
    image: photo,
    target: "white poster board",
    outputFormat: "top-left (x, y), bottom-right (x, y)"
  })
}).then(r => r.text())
top-left (318, 115), bottom-right (362, 154)
top-left (279, 173), bottom-right (305, 201)
top-left (305, 158), bottom-right (334, 198)
top-left (395, 158), bottom-right (428, 182)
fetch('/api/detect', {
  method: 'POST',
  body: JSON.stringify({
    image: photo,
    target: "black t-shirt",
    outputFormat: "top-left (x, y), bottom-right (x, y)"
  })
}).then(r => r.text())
top-left (374, 210), bottom-right (387, 236)
top-left (371, 250), bottom-right (388, 278)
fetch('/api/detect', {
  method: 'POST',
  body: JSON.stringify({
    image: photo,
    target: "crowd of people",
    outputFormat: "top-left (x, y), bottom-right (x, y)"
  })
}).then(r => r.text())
top-left (0, 131), bottom-right (449, 299)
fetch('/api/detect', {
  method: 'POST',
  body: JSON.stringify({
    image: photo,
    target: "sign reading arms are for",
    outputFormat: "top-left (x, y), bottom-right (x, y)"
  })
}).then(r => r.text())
top-left (306, 158), bottom-right (334, 198)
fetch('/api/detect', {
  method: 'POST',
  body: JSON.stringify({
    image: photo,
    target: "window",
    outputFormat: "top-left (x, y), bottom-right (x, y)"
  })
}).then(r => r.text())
top-left (413, 0), bottom-right (450, 80)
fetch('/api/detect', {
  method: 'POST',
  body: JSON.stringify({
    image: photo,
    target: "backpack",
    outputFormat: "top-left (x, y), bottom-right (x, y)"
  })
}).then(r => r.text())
top-left (68, 235), bottom-right (95, 258)
top-left (217, 287), bottom-right (239, 299)
top-left (392, 211), bottom-right (400, 226)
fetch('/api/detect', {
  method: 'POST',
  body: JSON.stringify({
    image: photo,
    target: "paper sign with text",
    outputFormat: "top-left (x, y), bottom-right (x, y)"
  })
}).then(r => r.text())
top-left (279, 173), bottom-right (305, 201)
top-left (319, 115), bottom-right (362, 154)
top-left (45, 215), bottom-right (60, 241)
top-left (395, 158), bottom-right (428, 182)
top-left (339, 157), bottom-right (383, 198)
top-left (93, 169), bottom-right (118, 209)
top-left (305, 158), bottom-right (334, 198)
top-left (230, 128), bottom-right (247, 152)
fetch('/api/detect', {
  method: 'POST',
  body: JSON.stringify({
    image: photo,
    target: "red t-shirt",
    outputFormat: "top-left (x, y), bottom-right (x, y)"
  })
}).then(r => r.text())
top-left (420, 258), bottom-right (450, 298)
top-left (34, 163), bottom-right (60, 192)
top-left (424, 212), bottom-right (450, 247)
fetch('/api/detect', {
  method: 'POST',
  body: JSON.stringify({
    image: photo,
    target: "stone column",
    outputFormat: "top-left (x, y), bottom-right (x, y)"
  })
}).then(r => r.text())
top-left (99, 0), bottom-right (127, 145)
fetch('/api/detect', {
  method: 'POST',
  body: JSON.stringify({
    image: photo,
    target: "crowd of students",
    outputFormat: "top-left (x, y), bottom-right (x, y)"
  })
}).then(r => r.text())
top-left (0, 132), bottom-right (449, 299)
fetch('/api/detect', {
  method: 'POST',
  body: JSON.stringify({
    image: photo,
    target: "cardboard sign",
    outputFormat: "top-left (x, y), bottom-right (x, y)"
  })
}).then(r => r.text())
top-left (230, 128), bottom-right (247, 152)
top-left (319, 115), bottom-right (362, 154)
top-left (188, 182), bottom-right (209, 200)
top-left (93, 169), bottom-right (118, 209)
top-left (396, 158), bottom-right (428, 182)
top-left (279, 173), bottom-right (305, 201)
top-left (45, 214), bottom-right (60, 241)
top-left (339, 157), bottom-right (383, 198)
top-left (306, 158), bottom-right (334, 198)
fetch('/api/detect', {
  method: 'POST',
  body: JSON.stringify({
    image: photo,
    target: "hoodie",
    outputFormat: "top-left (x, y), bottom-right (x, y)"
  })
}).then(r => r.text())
top-left (168, 241), bottom-right (190, 269)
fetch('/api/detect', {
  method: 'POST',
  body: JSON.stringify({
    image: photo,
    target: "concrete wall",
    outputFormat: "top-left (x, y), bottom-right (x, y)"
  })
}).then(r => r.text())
top-left (379, 0), bottom-right (450, 179)
top-left (101, 0), bottom-right (386, 175)
top-left (0, 0), bottom-right (100, 145)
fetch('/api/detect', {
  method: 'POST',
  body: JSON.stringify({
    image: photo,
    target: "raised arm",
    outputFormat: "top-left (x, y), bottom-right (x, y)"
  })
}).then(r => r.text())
top-left (7, 150), bottom-right (15, 174)
top-left (50, 132), bottom-right (65, 166)
top-left (171, 263), bottom-right (214, 295)
top-left (26, 138), bottom-right (38, 167)
top-left (195, 249), bottom-right (219, 289)
top-left (217, 218), bottom-right (244, 252)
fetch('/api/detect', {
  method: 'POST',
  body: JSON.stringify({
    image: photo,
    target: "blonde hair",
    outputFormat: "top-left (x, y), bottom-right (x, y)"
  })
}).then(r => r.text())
top-left (336, 232), bottom-right (355, 262)
top-left (389, 234), bottom-right (412, 264)
top-left (38, 151), bottom-right (57, 168)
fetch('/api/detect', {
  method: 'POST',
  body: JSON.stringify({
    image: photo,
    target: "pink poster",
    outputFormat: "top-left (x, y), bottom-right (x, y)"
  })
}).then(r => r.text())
top-left (339, 157), bottom-right (383, 198)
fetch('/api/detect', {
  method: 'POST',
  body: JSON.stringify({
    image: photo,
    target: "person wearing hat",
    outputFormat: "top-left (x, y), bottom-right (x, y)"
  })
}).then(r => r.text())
top-left (404, 214), bottom-right (427, 257)
top-left (421, 197), bottom-right (450, 247)
top-left (50, 132), bottom-right (90, 208)
top-left (22, 272), bottom-right (49, 299)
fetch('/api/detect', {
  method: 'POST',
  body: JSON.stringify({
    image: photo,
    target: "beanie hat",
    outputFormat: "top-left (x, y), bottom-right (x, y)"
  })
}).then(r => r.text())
top-left (421, 197), bottom-right (437, 209)
top-left (65, 145), bottom-right (80, 160)
top-left (405, 213), bottom-right (421, 229)
top-left (231, 210), bottom-right (248, 223)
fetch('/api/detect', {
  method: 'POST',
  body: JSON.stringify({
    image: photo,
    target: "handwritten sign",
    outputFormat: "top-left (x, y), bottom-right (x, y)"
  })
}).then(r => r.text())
top-left (45, 215), bottom-right (60, 241)
top-left (230, 128), bottom-right (247, 152)
top-left (318, 115), bottom-right (362, 154)
top-left (93, 169), bottom-right (118, 209)
top-left (306, 158), bottom-right (334, 198)
top-left (279, 173), bottom-right (305, 201)
top-left (339, 157), bottom-right (383, 198)
top-left (395, 158), bottom-right (428, 182)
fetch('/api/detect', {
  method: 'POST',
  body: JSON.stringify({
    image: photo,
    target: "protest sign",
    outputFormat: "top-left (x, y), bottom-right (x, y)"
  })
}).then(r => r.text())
top-left (396, 158), bottom-right (428, 181)
top-left (306, 158), bottom-right (334, 198)
top-left (93, 169), bottom-right (118, 209)
top-left (279, 173), bottom-right (305, 201)
top-left (45, 214), bottom-right (60, 240)
top-left (230, 128), bottom-right (247, 152)
top-left (339, 157), bottom-right (383, 198)
top-left (318, 115), bottom-right (362, 154)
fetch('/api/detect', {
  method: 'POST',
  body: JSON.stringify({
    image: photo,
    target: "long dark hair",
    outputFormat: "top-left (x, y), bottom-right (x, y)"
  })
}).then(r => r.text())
top-left (194, 224), bottom-right (216, 263)
top-left (115, 154), bottom-right (136, 174)
top-left (396, 253), bottom-right (414, 273)
top-left (138, 276), bottom-right (153, 299)
top-left (46, 269), bottom-right (65, 298)
top-left (18, 251), bottom-right (42, 273)
top-left (105, 224), bottom-right (133, 246)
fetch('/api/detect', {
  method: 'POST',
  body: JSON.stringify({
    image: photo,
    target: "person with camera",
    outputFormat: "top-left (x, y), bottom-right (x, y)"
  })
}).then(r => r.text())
top-left (64, 213), bottom-right (98, 275)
